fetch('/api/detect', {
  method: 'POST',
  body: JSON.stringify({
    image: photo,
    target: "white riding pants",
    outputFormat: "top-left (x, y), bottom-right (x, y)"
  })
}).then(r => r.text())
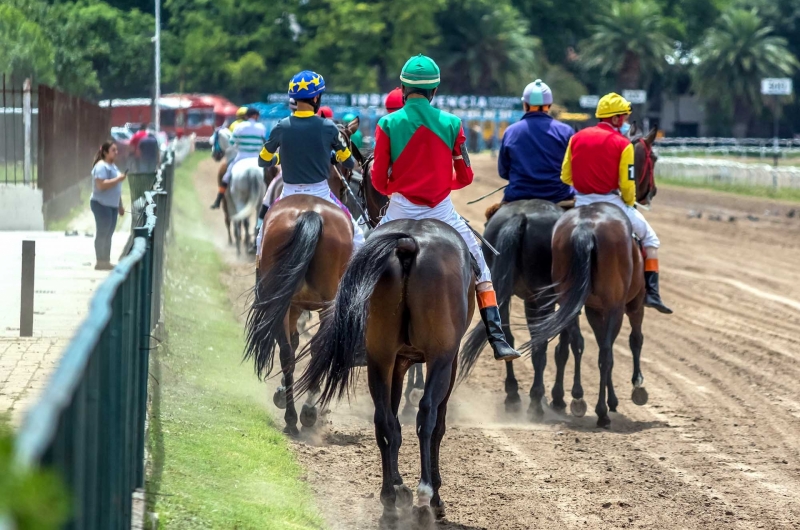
top-left (378, 193), bottom-right (492, 283)
top-left (575, 193), bottom-right (660, 248)
top-left (256, 180), bottom-right (365, 259)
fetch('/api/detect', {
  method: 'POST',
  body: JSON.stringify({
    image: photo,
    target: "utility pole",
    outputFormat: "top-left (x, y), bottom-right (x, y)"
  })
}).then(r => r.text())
top-left (154, 0), bottom-right (161, 134)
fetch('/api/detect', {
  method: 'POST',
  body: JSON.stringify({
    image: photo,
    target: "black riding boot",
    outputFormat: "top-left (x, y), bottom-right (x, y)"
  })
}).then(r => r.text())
top-left (644, 271), bottom-right (673, 314)
top-left (210, 191), bottom-right (224, 209)
top-left (481, 305), bottom-right (522, 361)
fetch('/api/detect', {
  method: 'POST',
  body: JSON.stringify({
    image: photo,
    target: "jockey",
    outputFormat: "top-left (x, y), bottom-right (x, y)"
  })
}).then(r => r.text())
top-left (258, 70), bottom-right (365, 249)
top-left (341, 112), bottom-right (363, 150)
top-left (561, 92), bottom-right (672, 314)
top-left (384, 87), bottom-right (404, 113)
top-left (228, 106), bottom-right (248, 132)
top-left (371, 54), bottom-right (520, 361)
top-left (211, 107), bottom-right (267, 209)
top-left (498, 79), bottom-right (575, 204)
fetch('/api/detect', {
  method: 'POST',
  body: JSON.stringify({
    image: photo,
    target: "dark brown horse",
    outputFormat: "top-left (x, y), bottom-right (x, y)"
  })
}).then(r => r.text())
top-left (522, 128), bottom-right (659, 428)
top-left (459, 200), bottom-right (585, 418)
top-left (297, 220), bottom-right (476, 527)
top-left (244, 194), bottom-right (354, 435)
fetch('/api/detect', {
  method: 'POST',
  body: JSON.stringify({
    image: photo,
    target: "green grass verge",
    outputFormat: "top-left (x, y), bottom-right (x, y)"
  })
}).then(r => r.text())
top-left (147, 152), bottom-right (323, 529)
top-left (659, 177), bottom-right (800, 203)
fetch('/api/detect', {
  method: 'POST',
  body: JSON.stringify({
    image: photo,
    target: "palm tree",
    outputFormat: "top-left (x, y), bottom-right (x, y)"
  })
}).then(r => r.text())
top-left (433, 0), bottom-right (537, 95)
top-left (693, 8), bottom-right (799, 137)
top-left (578, 0), bottom-right (673, 91)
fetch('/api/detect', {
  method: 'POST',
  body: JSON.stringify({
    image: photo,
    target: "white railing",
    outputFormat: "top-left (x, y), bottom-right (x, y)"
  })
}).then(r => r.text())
top-left (655, 157), bottom-right (800, 189)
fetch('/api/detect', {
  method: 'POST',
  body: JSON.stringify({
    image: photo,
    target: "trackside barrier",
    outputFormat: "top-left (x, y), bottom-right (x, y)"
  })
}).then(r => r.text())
top-left (655, 157), bottom-right (800, 190)
top-left (9, 144), bottom-right (184, 529)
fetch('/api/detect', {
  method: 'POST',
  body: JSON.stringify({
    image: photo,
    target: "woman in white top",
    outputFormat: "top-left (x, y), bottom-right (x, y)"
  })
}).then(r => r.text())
top-left (90, 141), bottom-right (127, 270)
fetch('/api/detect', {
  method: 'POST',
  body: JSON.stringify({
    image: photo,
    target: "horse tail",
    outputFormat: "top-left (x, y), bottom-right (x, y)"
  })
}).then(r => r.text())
top-left (522, 222), bottom-right (594, 351)
top-left (459, 213), bottom-right (526, 380)
top-left (231, 167), bottom-right (263, 222)
top-left (243, 210), bottom-right (323, 379)
top-left (297, 232), bottom-right (418, 408)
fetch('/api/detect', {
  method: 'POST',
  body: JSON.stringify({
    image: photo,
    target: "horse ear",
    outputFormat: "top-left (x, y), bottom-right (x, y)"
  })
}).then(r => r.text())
top-left (347, 117), bottom-right (360, 135)
top-left (645, 126), bottom-right (657, 145)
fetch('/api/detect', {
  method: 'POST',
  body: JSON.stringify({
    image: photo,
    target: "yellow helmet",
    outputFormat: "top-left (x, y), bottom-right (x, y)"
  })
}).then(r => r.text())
top-left (236, 106), bottom-right (248, 118)
top-left (595, 93), bottom-right (632, 119)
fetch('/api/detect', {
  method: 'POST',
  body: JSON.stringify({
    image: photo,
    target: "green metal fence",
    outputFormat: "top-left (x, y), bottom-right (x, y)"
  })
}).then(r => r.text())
top-left (11, 153), bottom-right (176, 530)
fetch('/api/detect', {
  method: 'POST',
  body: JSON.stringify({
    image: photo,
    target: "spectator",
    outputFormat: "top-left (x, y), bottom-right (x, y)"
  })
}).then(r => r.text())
top-left (138, 126), bottom-right (160, 173)
top-left (90, 141), bottom-right (127, 271)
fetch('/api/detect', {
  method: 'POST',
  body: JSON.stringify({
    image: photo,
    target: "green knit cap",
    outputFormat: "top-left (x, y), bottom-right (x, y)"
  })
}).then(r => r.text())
top-left (400, 54), bottom-right (441, 89)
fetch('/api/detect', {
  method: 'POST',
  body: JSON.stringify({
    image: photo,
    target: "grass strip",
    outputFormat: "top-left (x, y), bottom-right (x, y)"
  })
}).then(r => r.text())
top-left (660, 177), bottom-right (800, 203)
top-left (147, 152), bottom-right (323, 529)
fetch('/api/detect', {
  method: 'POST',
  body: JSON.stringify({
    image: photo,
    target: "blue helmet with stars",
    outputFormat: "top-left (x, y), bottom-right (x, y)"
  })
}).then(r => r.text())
top-left (288, 70), bottom-right (326, 99)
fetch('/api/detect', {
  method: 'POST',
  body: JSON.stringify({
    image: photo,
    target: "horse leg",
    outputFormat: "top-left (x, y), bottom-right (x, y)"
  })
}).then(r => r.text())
top-left (402, 365), bottom-right (419, 419)
top-left (525, 300), bottom-right (547, 419)
top-left (277, 312), bottom-right (299, 435)
top-left (627, 301), bottom-right (648, 406)
top-left (607, 353), bottom-right (619, 413)
top-left (390, 358), bottom-right (410, 491)
top-left (551, 327), bottom-right (570, 412)
top-left (501, 301), bottom-right (521, 412)
top-left (568, 317), bottom-right (587, 417)
top-left (368, 356), bottom-right (408, 528)
top-left (585, 307), bottom-right (623, 428)
top-left (430, 356), bottom-right (457, 521)
top-left (218, 164), bottom-right (233, 245)
top-left (234, 220), bottom-right (242, 256)
top-left (243, 218), bottom-right (251, 249)
top-left (415, 354), bottom-right (455, 528)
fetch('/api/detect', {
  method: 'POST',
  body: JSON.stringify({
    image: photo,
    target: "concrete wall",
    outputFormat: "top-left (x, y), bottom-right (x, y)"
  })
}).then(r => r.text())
top-left (0, 185), bottom-right (44, 230)
top-left (660, 95), bottom-right (707, 137)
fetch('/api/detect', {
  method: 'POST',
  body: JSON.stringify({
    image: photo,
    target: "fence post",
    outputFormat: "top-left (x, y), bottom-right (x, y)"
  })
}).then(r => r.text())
top-left (23, 79), bottom-right (32, 185)
top-left (20, 240), bottom-right (35, 337)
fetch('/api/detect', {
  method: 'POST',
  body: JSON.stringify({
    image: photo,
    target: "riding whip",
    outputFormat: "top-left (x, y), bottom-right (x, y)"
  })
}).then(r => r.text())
top-left (466, 185), bottom-right (507, 205)
top-left (332, 166), bottom-right (370, 227)
top-left (461, 217), bottom-right (500, 256)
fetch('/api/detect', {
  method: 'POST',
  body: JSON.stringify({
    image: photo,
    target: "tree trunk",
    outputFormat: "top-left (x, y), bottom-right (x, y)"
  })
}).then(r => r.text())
top-left (733, 98), bottom-right (750, 138)
top-left (617, 51), bottom-right (641, 90)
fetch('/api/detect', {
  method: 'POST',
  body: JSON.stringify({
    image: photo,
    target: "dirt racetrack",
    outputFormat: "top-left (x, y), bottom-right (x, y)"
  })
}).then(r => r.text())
top-left (195, 153), bottom-right (800, 529)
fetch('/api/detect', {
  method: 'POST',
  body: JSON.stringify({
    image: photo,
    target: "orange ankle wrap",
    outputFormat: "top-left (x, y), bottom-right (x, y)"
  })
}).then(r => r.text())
top-left (645, 259), bottom-right (659, 273)
top-left (477, 289), bottom-right (497, 309)
top-left (218, 186), bottom-right (226, 194)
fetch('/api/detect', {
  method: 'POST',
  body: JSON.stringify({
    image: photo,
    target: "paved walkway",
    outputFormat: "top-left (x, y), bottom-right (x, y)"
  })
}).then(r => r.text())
top-left (0, 221), bottom-right (129, 426)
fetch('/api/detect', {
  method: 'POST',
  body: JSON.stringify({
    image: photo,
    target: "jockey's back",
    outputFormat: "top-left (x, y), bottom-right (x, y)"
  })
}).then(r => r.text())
top-left (562, 122), bottom-right (634, 206)
top-left (232, 119), bottom-right (267, 159)
top-left (498, 112), bottom-right (574, 203)
top-left (372, 97), bottom-right (472, 207)
top-left (259, 112), bottom-right (354, 185)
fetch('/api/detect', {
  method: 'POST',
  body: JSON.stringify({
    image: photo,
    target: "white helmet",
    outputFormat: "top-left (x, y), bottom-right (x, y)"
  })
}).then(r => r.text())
top-left (522, 79), bottom-right (553, 106)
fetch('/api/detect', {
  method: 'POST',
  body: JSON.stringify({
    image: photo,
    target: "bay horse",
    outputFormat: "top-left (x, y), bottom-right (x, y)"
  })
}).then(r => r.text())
top-left (349, 142), bottom-right (424, 416)
top-left (243, 194), bottom-right (354, 435)
top-left (523, 127), bottom-right (659, 428)
top-left (459, 200), bottom-right (586, 418)
top-left (297, 220), bottom-right (477, 527)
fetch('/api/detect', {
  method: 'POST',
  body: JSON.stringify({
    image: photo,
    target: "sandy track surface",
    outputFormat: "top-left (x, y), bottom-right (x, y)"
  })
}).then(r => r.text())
top-left (194, 155), bottom-right (800, 529)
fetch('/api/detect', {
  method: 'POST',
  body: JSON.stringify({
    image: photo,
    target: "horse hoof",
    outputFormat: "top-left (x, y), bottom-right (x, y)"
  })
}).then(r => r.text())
top-left (504, 398), bottom-right (522, 413)
top-left (632, 386), bottom-right (649, 406)
top-left (550, 399), bottom-right (567, 412)
top-left (401, 405), bottom-right (416, 420)
top-left (528, 403), bottom-right (544, 420)
top-left (412, 505), bottom-right (435, 530)
top-left (409, 388), bottom-right (423, 408)
top-left (300, 403), bottom-right (318, 428)
top-left (379, 512), bottom-right (398, 530)
top-left (596, 415), bottom-right (611, 429)
top-left (283, 424), bottom-right (300, 437)
top-left (394, 484), bottom-right (414, 510)
top-left (570, 398), bottom-right (587, 418)
top-left (273, 387), bottom-right (287, 409)
top-left (432, 499), bottom-right (446, 520)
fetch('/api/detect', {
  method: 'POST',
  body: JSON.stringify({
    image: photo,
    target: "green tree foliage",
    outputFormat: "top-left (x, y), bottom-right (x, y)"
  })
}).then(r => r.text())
top-left (693, 7), bottom-right (799, 136)
top-left (0, 4), bottom-right (55, 83)
top-left (578, 0), bottom-right (674, 91)
top-left (434, 0), bottom-right (537, 95)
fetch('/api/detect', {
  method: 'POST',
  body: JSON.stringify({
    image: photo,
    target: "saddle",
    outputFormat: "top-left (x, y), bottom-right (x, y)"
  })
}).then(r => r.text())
top-left (484, 198), bottom-right (576, 222)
